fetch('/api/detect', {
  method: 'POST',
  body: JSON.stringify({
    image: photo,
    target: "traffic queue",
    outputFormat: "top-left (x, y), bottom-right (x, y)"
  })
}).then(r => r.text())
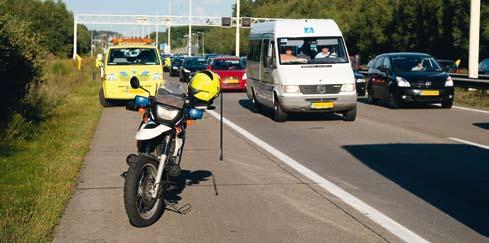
top-left (97, 19), bottom-right (460, 123)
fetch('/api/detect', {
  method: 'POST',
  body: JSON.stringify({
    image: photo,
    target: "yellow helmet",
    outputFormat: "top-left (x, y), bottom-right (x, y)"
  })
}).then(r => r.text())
top-left (188, 70), bottom-right (221, 104)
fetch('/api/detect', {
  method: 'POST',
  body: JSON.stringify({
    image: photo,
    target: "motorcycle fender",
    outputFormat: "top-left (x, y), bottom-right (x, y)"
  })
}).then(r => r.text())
top-left (135, 123), bottom-right (172, 140)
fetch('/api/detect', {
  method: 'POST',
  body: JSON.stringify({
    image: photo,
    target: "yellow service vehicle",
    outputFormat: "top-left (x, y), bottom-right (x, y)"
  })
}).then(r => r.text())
top-left (98, 38), bottom-right (165, 106)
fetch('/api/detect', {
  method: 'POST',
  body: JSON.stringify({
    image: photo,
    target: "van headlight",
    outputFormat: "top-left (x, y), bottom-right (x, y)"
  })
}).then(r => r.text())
top-left (152, 73), bottom-right (163, 80)
top-left (340, 83), bottom-right (355, 92)
top-left (445, 76), bottom-right (454, 87)
top-left (283, 85), bottom-right (300, 93)
top-left (106, 73), bottom-right (117, 81)
top-left (156, 105), bottom-right (180, 120)
top-left (396, 76), bottom-right (410, 87)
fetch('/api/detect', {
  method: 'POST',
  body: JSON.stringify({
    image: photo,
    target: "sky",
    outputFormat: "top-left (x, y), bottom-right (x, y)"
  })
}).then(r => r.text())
top-left (63, 0), bottom-right (235, 34)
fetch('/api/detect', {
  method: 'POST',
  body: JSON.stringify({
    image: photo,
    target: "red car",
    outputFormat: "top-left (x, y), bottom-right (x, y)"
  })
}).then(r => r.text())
top-left (208, 57), bottom-right (246, 91)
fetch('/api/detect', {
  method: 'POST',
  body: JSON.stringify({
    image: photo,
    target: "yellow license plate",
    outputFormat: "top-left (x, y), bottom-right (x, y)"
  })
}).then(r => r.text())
top-left (311, 102), bottom-right (334, 109)
top-left (128, 89), bottom-right (145, 94)
top-left (225, 79), bottom-right (239, 84)
top-left (421, 90), bottom-right (439, 96)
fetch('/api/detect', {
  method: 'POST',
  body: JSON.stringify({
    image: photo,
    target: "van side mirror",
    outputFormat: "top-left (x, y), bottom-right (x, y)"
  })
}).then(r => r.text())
top-left (130, 77), bottom-right (141, 89)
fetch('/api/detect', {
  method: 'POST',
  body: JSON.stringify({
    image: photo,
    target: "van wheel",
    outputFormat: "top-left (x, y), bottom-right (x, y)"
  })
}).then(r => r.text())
top-left (342, 106), bottom-right (357, 121)
top-left (250, 90), bottom-right (262, 113)
top-left (99, 88), bottom-right (112, 107)
top-left (273, 97), bottom-right (287, 122)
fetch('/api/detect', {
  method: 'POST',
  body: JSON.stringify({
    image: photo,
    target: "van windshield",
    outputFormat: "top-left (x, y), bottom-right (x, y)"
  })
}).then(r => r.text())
top-left (277, 37), bottom-right (348, 65)
top-left (107, 48), bottom-right (160, 65)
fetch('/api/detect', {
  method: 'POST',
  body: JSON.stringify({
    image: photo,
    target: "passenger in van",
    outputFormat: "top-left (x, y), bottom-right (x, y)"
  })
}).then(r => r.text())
top-left (280, 46), bottom-right (308, 63)
top-left (315, 46), bottom-right (337, 58)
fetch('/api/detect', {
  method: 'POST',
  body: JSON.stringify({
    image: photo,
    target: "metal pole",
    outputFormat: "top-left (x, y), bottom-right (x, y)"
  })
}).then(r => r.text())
top-left (188, 0), bottom-right (192, 56)
top-left (235, 0), bottom-right (240, 57)
top-left (469, 0), bottom-right (480, 78)
top-left (202, 32), bottom-right (205, 55)
top-left (90, 30), bottom-right (93, 58)
top-left (220, 87), bottom-right (223, 161)
top-left (73, 15), bottom-right (78, 59)
top-left (156, 23), bottom-right (159, 48)
top-left (168, 0), bottom-right (171, 53)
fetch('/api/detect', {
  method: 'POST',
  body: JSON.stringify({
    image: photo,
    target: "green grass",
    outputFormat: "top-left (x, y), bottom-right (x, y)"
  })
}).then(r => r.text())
top-left (0, 58), bottom-right (103, 242)
top-left (454, 87), bottom-right (489, 108)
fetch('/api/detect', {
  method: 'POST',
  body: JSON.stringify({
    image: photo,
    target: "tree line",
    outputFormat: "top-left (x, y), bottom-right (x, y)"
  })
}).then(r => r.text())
top-left (172, 0), bottom-right (488, 66)
top-left (0, 0), bottom-right (91, 133)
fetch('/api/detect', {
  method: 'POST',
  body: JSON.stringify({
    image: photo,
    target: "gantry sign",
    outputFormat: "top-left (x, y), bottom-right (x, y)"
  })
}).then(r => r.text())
top-left (73, 14), bottom-right (283, 58)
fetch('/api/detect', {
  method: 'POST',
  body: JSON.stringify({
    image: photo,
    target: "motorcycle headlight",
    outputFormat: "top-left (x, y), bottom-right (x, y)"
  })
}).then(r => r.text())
top-left (156, 105), bottom-right (180, 121)
top-left (396, 76), bottom-right (410, 87)
top-left (152, 73), bottom-right (163, 80)
top-left (106, 73), bottom-right (117, 81)
top-left (445, 76), bottom-right (454, 87)
top-left (341, 83), bottom-right (355, 92)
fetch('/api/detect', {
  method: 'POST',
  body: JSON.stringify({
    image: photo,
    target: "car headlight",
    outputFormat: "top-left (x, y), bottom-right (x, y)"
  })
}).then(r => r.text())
top-left (341, 83), bottom-right (355, 92)
top-left (156, 105), bottom-right (180, 121)
top-left (396, 76), bottom-right (410, 87)
top-left (172, 66), bottom-right (178, 70)
top-left (152, 73), bottom-right (163, 80)
top-left (183, 68), bottom-right (191, 73)
top-left (242, 73), bottom-right (247, 80)
top-left (106, 73), bottom-right (117, 81)
top-left (445, 76), bottom-right (454, 87)
top-left (283, 85), bottom-right (300, 93)
top-left (356, 78), bottom-right (365, 83)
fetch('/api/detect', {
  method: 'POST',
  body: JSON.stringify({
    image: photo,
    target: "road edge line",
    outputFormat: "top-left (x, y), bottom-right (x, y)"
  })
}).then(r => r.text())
top-left (207, 110), bottom-right (429, 243)
top-left (452, 105), bottom-right (489, 114)
top-left (448, 137), bottom-right (489, 150)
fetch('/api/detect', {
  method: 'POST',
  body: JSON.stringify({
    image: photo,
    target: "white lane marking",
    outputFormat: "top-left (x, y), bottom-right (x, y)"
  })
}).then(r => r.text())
top-left (207, 110), bottom-right (429, 243)
top-left (448, 137), bottom-right (489, 150)
top-left (452, 105), bottom-right (489, 114)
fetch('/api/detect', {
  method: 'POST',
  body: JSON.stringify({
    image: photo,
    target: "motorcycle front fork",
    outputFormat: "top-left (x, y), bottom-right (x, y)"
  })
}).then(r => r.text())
top-left (152, 134), bottom-right (183, 198)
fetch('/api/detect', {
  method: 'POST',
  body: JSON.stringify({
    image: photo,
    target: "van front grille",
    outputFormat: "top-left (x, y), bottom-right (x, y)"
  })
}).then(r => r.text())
top-left (299, 85), bottom-right (341, 94)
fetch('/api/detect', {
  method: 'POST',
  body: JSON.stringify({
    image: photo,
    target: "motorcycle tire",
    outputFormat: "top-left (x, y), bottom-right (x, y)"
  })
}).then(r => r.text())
top-left (124, 155), bottom-right (165, 227)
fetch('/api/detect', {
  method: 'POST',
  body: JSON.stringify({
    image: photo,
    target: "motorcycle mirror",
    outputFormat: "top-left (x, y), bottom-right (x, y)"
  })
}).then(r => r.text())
top-left (130, 77), bottom-right (140, 89)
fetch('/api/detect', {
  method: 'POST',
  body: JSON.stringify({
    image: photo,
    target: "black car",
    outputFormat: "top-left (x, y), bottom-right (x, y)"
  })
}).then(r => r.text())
top-left (354, 70), bottom-right (366, 96)
top-left (480, 59), bottom-right (489, 75)
top-left (437, 59), bottom-right (459, 73)
top-left (169, 56), bottom-right (184, 77)
top-left (180, 56), bottom-right (207, 82)
top-left (367, 52), bottom-right (454, 109)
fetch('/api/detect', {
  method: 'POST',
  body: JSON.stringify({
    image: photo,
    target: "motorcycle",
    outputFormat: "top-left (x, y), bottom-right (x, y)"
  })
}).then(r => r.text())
top-left (123, 76), bottom-right (213, 227)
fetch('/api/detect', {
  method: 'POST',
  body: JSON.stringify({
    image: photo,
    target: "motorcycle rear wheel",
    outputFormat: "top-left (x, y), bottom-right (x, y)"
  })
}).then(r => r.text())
top-left (124, 156), bottom-right (165, 227)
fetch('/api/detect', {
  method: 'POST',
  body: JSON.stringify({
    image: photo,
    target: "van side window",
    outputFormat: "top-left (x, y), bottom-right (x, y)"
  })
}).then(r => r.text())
top-left (270, 41), bottom-right (276, 67)
top-left (261, 39), bottom-right (270, 67)
top-left (250, 40), bottom-right (261, 62)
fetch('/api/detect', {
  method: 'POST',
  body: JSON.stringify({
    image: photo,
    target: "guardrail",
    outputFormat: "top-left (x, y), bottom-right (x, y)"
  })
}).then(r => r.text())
top-left (358, 70), bottom-right (489, 89)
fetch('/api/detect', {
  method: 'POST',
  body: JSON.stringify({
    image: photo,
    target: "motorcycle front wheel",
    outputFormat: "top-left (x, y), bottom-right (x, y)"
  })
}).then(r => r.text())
top-left (124, 155), bottom-right (165, 227)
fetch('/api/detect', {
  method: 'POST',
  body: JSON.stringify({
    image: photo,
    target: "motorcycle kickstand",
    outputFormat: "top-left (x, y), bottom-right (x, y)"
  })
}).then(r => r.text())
top-left (164, 200), bottom-right (191, 215)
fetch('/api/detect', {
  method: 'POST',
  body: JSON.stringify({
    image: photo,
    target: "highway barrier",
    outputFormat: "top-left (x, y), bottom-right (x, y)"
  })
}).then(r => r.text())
top-left (358, 70), bottom-right (489, 89)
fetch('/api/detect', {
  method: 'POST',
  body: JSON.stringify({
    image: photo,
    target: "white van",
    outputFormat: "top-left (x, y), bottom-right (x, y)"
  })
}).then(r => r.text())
top-left (246, 19), bottom-right (357, 121)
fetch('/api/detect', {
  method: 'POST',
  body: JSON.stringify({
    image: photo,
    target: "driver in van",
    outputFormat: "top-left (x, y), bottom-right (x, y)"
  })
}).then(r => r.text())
top-left (315, 46), bottom-right (337, 58)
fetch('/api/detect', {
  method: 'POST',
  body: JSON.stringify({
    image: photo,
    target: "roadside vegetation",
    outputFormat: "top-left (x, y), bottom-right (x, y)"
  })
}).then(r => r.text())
top-left (0, 1), bottom-right (98, 242)
top-left (455, 88), bottom-right (489, 108)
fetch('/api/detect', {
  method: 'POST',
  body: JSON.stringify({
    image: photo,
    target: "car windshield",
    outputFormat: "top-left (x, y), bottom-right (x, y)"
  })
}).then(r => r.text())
top-left (185, 58), bottom-right (206, 66)
top-left (212, 59), bottom-right (244, 70)
top-left (391, 56), bottom-right (443, 72)
top-left (277, 37), bottom-right (348, 65)
top-left (107, 48), bottom-right (160, 65)
top-left (172, 58), bottom-right (183, 66)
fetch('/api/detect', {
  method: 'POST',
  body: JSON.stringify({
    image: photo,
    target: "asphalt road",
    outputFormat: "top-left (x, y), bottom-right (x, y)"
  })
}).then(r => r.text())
top-left (54, 75), bottom-right (488, 242)
top-left (211, 79), bottom-right (489, 243)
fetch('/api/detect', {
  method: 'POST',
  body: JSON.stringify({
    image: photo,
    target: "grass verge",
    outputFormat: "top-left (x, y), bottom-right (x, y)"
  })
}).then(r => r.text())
top-left (454, 87), bottom-right (489, 108)
top-left (0, 58), bottom-right (103, 242)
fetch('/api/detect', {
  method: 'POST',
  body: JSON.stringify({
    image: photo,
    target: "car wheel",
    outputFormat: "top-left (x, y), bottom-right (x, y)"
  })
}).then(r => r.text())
top-left (441, 100), bottom-right (453, 109)
top-left (273, 96), bottom-right (287, 122)
top-left (367, 89), bottom-right (376, 104)
top-left (342, 106), bottom-right (357, 121)
top-left (388, 91), bottom-right (399, 109)
top-left (99, 88), bottom-right (112, 107)
top-left (250, 90), bottom-right (262, 113)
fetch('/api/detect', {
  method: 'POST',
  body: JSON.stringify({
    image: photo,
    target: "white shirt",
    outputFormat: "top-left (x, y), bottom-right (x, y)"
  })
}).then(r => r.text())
top-left (315, 52), bottom-right (337, 58)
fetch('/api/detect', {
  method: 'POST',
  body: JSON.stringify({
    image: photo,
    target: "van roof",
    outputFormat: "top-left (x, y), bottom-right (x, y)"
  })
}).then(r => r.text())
top-left (250, 19), bottom-right (342, 38)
